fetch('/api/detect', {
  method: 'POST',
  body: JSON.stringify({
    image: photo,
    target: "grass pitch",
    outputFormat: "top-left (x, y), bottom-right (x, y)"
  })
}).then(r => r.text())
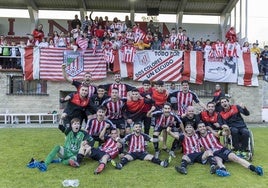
top-left (0, 127), bottom-right (267, 188)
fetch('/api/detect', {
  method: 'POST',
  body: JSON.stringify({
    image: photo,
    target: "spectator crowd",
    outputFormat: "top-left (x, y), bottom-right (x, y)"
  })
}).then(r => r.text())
top-left (0, 14), bottom-right (267, 78)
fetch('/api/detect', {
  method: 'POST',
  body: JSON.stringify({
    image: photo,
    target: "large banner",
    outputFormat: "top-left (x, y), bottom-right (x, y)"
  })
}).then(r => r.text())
top-left (204, 57), bottom-right (238, 83)
top-left (182, 51), bottom-right (204, 84)
top-left (21, 47), bottom-right (40, 80)
top-left (22, 47), bottom-right (106, 81)
top-left (133, 50), bottom-right (183, 81)
top-left (22, 48), bottom-right (259, 86)
top-left (237, 52), bottom-right (259, 86)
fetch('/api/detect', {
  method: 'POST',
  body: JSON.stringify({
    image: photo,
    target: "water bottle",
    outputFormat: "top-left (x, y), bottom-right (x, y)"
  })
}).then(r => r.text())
top-left (62, 179), bottom-right (79, 187)
top-left (70, 179), bottom-right (79, 187)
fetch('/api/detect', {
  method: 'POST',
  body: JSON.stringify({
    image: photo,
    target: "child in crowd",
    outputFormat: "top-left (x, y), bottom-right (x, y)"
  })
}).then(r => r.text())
top-left (102, 37), bottom-right (114, 71)
top-left (53, 31), bottom-right (59, 47)
top-left (38, 38), bottom-right (49, 48)
top-left (91, 35), bottom-right (99, 55)
top-left (48, 38), bottom-right (55, 48)
top-left (71, 24), bottom-right (82, 41)
top-left (57, 32), bottom-right (67, 48)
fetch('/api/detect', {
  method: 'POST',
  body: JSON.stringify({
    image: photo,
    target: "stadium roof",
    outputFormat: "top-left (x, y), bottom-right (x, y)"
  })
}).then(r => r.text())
top-left (0, 0), bottom-right (238, 16)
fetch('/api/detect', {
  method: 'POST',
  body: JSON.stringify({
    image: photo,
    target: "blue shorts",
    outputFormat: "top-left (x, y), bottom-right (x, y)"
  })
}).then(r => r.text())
top-left (129, 151), bottom-right (148, 160)
top-left (187, 152), bottom-right (205, 164)
top-left (88, 148), bottom-right (107, 161)
top-left (213, 147), bottom-right (232, 162)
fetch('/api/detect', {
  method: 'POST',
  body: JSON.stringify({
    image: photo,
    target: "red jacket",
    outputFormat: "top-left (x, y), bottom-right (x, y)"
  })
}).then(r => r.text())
top-left (95, 29), bottom-right (105, 38)
top-left (32, 29), bottom-right (44, 43)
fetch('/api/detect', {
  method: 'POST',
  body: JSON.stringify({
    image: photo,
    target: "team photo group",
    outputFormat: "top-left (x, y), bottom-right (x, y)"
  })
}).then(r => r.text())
top-left (27, 68), bottom-right (264, 177)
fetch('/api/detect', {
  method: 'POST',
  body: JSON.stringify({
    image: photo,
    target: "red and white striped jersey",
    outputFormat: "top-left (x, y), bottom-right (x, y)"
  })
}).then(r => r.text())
top-left (169, 33), bottom-right (178, 45)
top-left (152, 111), bottom-right (181, 128)
top-left (169, 91), bottom-right (200, 116)
top-left (100, 136), bottom-right (119, 159)
top-left (126, 31), bottom-right (135, 41)
top-left (110, 22), bottom-right (124, 32)
top-left (182, 133), bottom-right (201, 155)
top-left (214, 42), bottom-right (225, 58)
top-left (87, 85), bottom-right (97, 97)
top-left (102, 98), bottom-right (126, 120)
top-left (162, 41), bottom-right (173, 50)
top-left (73, 81), bottom-right (97, 97)
top-left (119, 36), bottom-right (128, 46)
top-left (91, 38), bottom-right (98, 55)
top-left (225, 42), bottom-right (239, 57)
top-left (102, 41), bottom-right (113, 50)
top-left (103, 49), bottom-right (115, 64)
top-left (198, 132), bottom-right (223, 152)
top-left (121, 44), bottom-right (136, 63)
top-left (178, 35), bottom-right (188, 44)
top-left (86, 118), bottom-right (112, 136)
top-left (108, 83), bottom-right (127, 98)
top-left (124, 133), bottom-right (151, 153)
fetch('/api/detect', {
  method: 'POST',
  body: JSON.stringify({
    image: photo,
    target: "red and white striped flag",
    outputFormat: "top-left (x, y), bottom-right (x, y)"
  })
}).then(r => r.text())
top-left (182, 51), bottom-right (204, 84)
top-left (113, 50), bottom-right (134, 78)
top-left (133, 27), bottom-right (146, 43)
top-left (22, 47), bottom-right (106, 81)
top-left (237, 52), bottom-right (259, 86)
top-left (121, 45), bottom-right (136, 63)
top-left (21, 47), bottom-right (40, 80)
top-left (76, 36), bottom-right (88, 51)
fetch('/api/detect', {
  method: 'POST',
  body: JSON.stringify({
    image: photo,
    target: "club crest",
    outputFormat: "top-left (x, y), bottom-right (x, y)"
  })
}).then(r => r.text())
top-left (63, 50), bottom-right (84, 77)
top-left (137, 51), bottom-right (150, 66)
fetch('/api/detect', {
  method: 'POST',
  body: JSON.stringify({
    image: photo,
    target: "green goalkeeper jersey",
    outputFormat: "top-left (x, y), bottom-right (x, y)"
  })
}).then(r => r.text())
top-left (64, 130), bottom-right (93, 155)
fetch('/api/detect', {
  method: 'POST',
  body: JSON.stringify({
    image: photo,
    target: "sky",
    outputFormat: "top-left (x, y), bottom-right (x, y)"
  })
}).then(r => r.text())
top-left (0, 0), bottom-right (267, 45)
top-left (248, 0), bottom-right (268, 45)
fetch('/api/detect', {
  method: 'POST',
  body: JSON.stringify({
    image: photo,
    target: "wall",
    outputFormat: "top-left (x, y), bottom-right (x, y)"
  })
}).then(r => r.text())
top-left (0, 71), bottom-right (70, 114)
top-left (0, 71), bottom-right (139, 114)
top-left (0, 18), bottom-right (69, 36)
top-left (228, 82), bottom-right (263, 123)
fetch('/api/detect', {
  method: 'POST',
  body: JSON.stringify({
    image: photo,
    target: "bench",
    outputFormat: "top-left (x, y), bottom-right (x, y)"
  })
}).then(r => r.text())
top-left (0, 113), bottom-right (58, 124)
